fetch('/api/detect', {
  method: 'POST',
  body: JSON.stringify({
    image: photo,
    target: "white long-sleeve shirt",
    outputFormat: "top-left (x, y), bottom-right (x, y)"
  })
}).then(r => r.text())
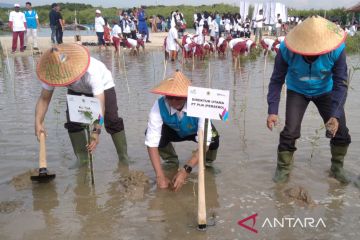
top-left (145, 98), bottom-right (212, 147)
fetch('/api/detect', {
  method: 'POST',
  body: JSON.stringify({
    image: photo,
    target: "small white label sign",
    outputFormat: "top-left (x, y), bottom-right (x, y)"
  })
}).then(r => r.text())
top-left (66, 94), bottom-right (101, 124)
top-left (187, 86), bottom-right (230, 121)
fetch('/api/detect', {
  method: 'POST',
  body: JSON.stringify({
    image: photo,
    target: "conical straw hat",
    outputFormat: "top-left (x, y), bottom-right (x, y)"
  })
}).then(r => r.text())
top-left (284, 15), bottom-right (346, 56)
top-left (151, 70), bottom-right (191, 97)
top-left (36, 43), bottom-right (90, 86)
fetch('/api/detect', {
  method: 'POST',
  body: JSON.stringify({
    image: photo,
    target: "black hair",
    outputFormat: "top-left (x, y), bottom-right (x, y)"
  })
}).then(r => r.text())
top-left (51, 3), bottom-right (58, 8)
top-left (197, 13), bottom-right (202, 22)
top-left (26, 2), bottom-right (31, 6)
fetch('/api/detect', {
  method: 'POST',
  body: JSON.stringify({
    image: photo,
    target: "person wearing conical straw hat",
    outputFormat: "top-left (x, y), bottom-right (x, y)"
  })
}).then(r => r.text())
top-left (267, 16), bottom-right (351, 184)
top-left (145, 70), bottom-right (220, 191)
top-left (35, 43), bottom-right (128, 165)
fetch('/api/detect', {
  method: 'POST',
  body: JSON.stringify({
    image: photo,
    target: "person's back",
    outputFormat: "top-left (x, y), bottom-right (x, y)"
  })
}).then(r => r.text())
top-left (48, 3), bottom-right (59, 44)
top-left (49, 8), bottom-right (58, 27)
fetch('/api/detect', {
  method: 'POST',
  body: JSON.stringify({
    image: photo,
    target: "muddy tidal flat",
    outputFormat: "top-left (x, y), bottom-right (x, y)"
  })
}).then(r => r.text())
top-left (0, 50), bottom-right (360, 240)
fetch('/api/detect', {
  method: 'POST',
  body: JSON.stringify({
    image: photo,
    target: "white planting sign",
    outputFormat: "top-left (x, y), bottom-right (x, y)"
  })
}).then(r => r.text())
top-left (187, 86), bottom-right (230, 121)
top-left (66, 94), bottom-right (101, 124)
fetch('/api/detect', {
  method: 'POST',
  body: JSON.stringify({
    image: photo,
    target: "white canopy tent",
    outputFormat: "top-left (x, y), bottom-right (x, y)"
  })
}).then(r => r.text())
top-left (239, 1), bottom-right (250, 20)
top-left (250, 1), bottom-right (288, 25)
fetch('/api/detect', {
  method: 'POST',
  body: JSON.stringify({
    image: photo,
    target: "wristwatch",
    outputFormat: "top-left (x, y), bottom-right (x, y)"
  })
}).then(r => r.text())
top-left (183, 164), bottom-right (192, 174)
top-left (92, 127), bottom-right (101, 134)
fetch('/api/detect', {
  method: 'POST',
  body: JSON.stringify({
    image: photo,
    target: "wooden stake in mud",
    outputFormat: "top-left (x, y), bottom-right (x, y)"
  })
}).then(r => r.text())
top-left (163, 59), bottom-right (167, 80)
top-left (86, 126), bottom-right (95, 185)
top-left (197, 61), bottom-right (212, 230)
top-left (263, 51), bottom-right (268, 94)
top-left (197, 127), bottom-right (207, 230)
top-left (3, 43), bottom-right (12, 79)
top-left (122, 52), bottom-right (130, 97)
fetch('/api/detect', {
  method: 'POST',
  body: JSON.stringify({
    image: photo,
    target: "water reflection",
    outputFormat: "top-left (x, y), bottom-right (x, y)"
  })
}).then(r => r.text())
top-left (148, 168), bottom-right (219, 240)
top-left (32, 182), bottom-right (59, 227)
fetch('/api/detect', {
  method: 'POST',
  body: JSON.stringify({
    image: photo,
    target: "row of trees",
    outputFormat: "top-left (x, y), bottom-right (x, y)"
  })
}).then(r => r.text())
top-left (289, 8), bottom-right (359, 25)
top-left (0, 3), bottom-right (358, 27)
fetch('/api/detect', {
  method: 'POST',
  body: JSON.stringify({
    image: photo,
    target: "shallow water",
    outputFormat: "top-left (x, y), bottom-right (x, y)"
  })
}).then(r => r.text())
top-left (0, 50), bottom-right (360, 240)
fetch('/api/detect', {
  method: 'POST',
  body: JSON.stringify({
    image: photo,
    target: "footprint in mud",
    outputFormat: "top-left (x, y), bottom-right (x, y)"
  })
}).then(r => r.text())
top-left (119, 171), bottom-right (150, 201)
top-left (283, 186), bottom-right (316, 207)
top-left (10, 169), bottom-right (38, 190)
top-left (0, 200), bottom-right (23, 214)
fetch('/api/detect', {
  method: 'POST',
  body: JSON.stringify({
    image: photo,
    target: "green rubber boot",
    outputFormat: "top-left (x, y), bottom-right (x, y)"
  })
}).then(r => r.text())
top-left (273, 151), bottom-right (294, 183)
top-left (159, 143), bottom-right (179, 169)
top-left (330, 144), bottom-right (350, 184)
top-left (111, 131), bottom-right (129, 163)
top-left (354, 176), bottom-right (360, 189)
top-left (68, 130), bottom-right (89, 167)
top-left (205, 149), bottom-right (218, 167)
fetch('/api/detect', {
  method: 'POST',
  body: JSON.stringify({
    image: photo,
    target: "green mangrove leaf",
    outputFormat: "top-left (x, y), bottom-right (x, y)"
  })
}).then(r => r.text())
top-left (83, 111), bottom-right (93, 121)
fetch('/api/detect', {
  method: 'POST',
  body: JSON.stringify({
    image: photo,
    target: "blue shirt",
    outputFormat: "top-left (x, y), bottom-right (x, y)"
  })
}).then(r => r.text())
top-left (267, 45), bottom-right (348, 119)
top-left (24, 10), bottom-right (38, 29)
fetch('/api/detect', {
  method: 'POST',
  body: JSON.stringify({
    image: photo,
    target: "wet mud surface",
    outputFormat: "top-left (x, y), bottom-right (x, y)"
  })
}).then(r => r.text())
top-left (0, 51), bottom-right (359, 240)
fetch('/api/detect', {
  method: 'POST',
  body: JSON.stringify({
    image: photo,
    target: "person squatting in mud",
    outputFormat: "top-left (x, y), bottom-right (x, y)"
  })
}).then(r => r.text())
top-left (145, 70), bottom-right (220, 191)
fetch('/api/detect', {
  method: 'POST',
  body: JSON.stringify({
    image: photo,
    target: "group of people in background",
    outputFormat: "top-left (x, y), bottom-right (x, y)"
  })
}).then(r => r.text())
top-left (193, 12), bottom-right (252, 41)
top-left (8, 2), bottom-right (39, 53)
top-left (8, 3), bottom-right (358, 57)
top-left (8, 2), bottom-right (65, 52)
top-left (93, 7), bottom-right (151, 53)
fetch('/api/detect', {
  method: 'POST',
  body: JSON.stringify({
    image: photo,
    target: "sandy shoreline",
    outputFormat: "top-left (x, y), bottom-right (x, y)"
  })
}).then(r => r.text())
top-left (0, 32), bottom-right (168, 55)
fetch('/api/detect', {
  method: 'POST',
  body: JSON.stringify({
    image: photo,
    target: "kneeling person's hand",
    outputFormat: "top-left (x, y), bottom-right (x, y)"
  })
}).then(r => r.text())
top-left (157, 175), bottom-right (171, 189)
top-left (172, 169), bottom-right (188, 192)
top-left (87, 132), bottom-right (99, 154)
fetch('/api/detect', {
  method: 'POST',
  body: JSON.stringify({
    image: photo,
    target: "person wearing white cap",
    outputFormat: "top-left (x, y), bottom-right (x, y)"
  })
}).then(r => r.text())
top-left (9, 3), bottom-right (27, 53)
top-left (95, 9), bottom-right (105, 50)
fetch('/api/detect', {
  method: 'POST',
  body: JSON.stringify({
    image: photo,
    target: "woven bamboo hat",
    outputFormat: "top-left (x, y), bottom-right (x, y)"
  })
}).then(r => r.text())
top-left (284, 15), bottom-right (346, 56)
top-left (151, 70), bottom-right (191, 97)
top-left (36, 43), bottom-right (90, 86)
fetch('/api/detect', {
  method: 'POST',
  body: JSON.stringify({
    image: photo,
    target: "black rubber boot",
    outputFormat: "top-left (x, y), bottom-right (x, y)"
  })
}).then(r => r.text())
top-left (111, 130), bottom-right (129, 163)
top-left (273, 151), bottom-right (294, 183)
top-left (330, 144), bottom-right (350, 184)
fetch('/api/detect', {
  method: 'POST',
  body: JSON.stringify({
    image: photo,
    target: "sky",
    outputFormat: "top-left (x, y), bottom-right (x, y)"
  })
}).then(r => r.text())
top-left (0, 0), bottom-right (358, 10)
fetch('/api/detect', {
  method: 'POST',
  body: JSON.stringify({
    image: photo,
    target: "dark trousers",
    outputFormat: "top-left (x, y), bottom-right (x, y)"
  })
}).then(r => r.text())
top-left (12, 31), bottom-right (25, 51)
top-left (138, 24), bottom-right (149, 41)
top-left (64, 87), bottom-right (125, 134)
top-left (158, 124), bottom-right (220, 150)
top-left (50, 25), bottom-right (56, 44)
top-left (56, 26), bottom-right (63, 44)
top-left (131, 30), bottom-right (137, 40)
top-left (96, 32), bottom-right (105, 45)
top-left (278, 90), bottom-right (351, 152)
